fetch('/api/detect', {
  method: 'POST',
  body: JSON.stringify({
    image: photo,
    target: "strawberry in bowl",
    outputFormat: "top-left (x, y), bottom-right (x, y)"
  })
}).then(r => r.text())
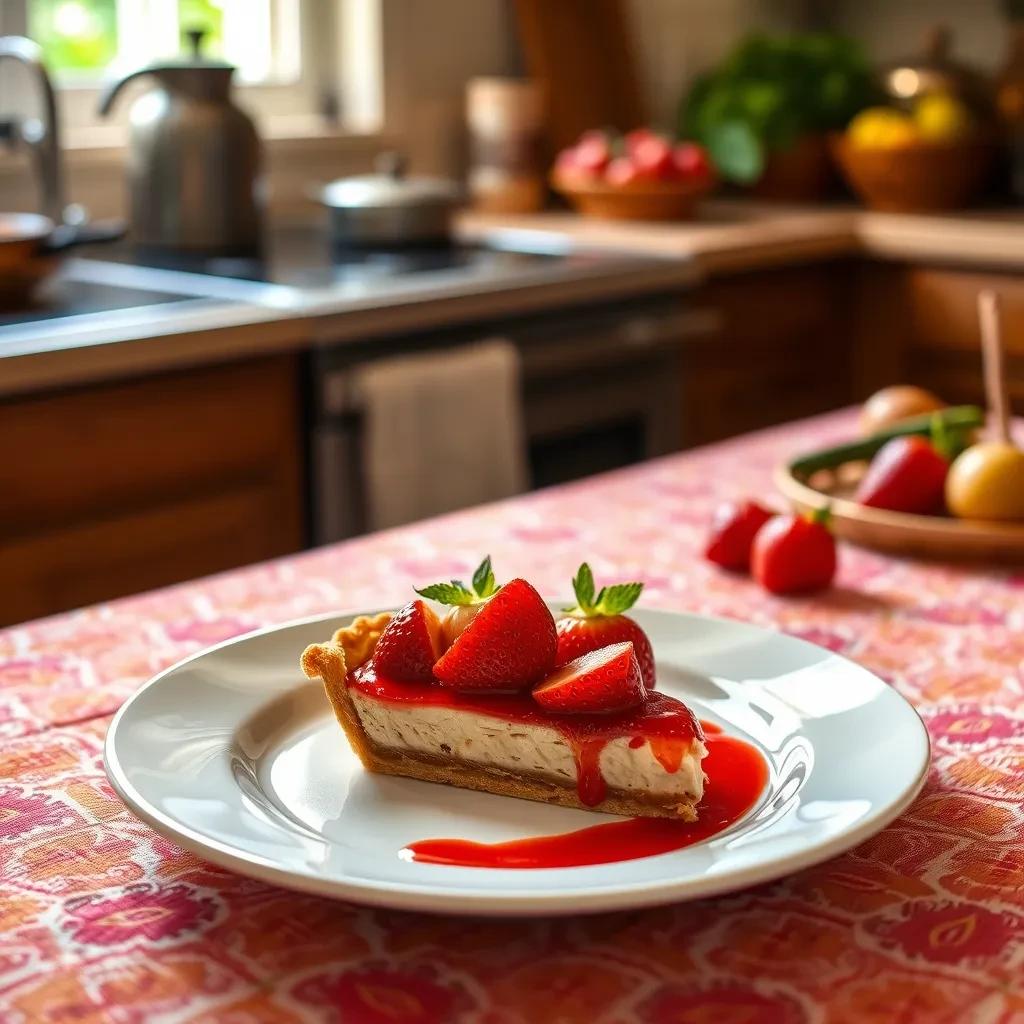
top-left (552, 127), bottom-right (716, 221)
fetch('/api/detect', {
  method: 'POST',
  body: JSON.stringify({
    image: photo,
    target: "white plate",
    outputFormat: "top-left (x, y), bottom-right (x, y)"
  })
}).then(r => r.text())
top-left (105, 607), bottom-right (929, 916)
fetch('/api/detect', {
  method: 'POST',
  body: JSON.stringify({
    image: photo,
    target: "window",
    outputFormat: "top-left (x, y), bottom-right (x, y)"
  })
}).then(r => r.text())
top-left (0, 0), bottom-right (383, 139)
top-left (25, 0), bottom-right (300, 85)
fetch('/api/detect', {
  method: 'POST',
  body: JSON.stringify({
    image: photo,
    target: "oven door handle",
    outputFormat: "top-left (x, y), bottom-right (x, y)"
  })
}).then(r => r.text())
top-left (520, 308), bottom-right (717, 377)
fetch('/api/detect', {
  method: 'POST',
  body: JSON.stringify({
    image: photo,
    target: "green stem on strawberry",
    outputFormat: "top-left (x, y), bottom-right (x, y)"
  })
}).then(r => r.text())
top-left (415, 555), bottom-right (499, 606)
top-left (564, 562), bottom-right (644, 617)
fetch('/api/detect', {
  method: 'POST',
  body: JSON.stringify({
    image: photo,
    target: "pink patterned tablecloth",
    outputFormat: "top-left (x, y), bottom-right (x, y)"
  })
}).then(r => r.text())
top-left (2, 408), bottom-right (1023, 1023)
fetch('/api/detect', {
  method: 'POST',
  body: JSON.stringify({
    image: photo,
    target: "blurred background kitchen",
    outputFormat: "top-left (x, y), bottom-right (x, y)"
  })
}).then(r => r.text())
top-left (2, 0), bottom-right (1023, 626)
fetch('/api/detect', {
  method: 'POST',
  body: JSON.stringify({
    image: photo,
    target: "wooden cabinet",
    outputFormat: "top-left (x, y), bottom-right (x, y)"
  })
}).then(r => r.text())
top-left (0, 356), bottom-right (304, 626)
top-left (681, 262), bottom-right (857, 446)
top-left (853, 264), bottom-right (1024, 408)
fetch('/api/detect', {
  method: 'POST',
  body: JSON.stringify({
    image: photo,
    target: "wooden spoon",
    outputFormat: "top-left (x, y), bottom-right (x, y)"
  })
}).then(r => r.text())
top-left (978, 290), bottom-right (1011, 444)
top-left (945, 291), bottom-right (1024, 522)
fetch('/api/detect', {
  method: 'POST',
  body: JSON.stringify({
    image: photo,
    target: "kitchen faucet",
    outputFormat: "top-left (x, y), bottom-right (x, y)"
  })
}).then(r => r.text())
top-left (0, 35), bottom-right (69, 225)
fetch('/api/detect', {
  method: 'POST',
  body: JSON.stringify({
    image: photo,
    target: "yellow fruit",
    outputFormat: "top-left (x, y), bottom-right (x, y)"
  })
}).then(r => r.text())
top-left (848, 107), bottom-right (920, 149)
top-left (914, 92), bottom-right (973, 143)
top-left (945, 442), bottom-right (1024, 521)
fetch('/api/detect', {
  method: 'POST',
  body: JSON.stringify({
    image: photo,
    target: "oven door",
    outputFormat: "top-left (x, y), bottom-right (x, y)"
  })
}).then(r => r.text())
top-left (310, 298), bottom-right (715, 543)
top-left (521, 306), bottom-right (707, 488)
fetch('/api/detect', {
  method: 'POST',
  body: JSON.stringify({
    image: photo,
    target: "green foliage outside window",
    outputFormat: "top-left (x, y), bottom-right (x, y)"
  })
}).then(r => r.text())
top-left (29, 0), bottom-right (117, 74)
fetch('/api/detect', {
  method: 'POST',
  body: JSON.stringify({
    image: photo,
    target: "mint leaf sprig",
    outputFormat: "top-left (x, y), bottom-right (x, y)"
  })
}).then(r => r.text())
top-left (416, 555), bottom-right (499, 606)
top-left (565, 563), bottom-right (644, 617)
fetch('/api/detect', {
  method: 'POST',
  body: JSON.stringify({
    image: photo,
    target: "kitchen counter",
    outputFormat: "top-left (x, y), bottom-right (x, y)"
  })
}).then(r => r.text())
top-left (5, 200), bottom-right (1024, 399)
top-left (2, 407), bottom-right (1020, 1019)
top-left (458, 200), bottom-right (1024, 274)
top-left (0, 243), bottom-right (695, 399)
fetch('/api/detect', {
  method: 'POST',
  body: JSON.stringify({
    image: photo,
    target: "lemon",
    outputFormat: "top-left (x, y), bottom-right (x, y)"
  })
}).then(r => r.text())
top-left (914, 92), bottom-right (972, 142)
top-left (946, 442), bottom-right (1024, 521)
top-left (847, 107), bottom-right (920, 149)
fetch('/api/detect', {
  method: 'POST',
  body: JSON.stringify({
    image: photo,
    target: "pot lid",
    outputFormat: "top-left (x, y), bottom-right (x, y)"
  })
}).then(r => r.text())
top-left (319, 153), bottom-right (461, 209)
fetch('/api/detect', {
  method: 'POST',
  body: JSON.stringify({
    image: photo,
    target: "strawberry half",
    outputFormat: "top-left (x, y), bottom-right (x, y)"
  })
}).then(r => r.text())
top-left (372, 599), bottom-right (443, 683)
top-left (555, 563), bottom-right (656, 689)
top-left (533, 641), bottom-right (646, 714)
top-left (432, 577), bottom-right (557, 691)
top-left (416, 555), bottom-right (500, 650)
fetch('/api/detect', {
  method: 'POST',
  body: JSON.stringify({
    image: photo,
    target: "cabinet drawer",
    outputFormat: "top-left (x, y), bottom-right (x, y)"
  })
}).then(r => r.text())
top-left (0, 483), bottom-right (287, 626)
top-left (907, 268), bottom-right (1024, 355)
top-left (0, 356), bottom-right (301, 535)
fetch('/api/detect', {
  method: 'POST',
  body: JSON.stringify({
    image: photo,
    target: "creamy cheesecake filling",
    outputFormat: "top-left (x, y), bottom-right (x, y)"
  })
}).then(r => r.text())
top-left (350, 690), bottom-right (707, 802)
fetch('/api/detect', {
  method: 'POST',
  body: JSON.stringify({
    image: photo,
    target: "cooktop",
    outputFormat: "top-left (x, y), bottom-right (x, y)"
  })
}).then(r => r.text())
top-left (86, 225), bottom-right (562, 289)
top-left (0, 278), bottom-right (198, 328)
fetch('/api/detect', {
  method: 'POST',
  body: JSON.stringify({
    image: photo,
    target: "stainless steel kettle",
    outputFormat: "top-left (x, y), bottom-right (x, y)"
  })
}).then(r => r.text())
top-left (99, 29), bottom-right (262, 253)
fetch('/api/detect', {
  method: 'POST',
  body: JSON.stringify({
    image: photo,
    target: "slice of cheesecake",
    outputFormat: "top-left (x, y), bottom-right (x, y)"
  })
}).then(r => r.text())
top-left (301, 608), bottom-right (707, 820)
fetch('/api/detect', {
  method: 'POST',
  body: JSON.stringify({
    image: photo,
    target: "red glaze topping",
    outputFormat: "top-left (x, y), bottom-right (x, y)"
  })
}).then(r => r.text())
top-left (404, 730), bottom-right (767, 869)
top-left (349, 665), bottom-right (703, 807)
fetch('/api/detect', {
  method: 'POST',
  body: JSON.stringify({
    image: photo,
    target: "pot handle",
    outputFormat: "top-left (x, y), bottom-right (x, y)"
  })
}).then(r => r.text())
top-left (375, 151), bottom-right (408, 179)
top-left (40, 220), bottom-right (126, 254)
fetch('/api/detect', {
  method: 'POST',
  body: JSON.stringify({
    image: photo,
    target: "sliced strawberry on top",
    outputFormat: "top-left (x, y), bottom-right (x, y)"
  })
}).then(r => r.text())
top-left (533, 641), bottom-right (646, 714)
top-left (372, 599), bottom-right (443, 683)
top-left (432, 577), bottom-right (557, 691)
top-left (555, 563), bottom-right (656, 689)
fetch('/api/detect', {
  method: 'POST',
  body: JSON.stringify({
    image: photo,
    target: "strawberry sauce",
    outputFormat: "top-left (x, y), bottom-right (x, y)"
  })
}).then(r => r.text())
top-left (404, 730), bottom-right (767, 869)
top-left (349, 666), bottom-right (702, 808)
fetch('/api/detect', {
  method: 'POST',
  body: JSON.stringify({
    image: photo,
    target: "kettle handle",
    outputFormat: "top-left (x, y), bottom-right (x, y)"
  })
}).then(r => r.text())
top-left (98, 69), bottom-right (154, 117)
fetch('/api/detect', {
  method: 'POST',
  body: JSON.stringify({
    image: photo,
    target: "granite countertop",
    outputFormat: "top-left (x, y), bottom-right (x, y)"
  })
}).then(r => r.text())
top-left (2, 407), bottom-right (1020, 1019)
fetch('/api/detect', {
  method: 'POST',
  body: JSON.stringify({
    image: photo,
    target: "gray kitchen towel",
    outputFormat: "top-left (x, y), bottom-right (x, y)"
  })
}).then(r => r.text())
top-left (354, 339), bottom-right (529, 530)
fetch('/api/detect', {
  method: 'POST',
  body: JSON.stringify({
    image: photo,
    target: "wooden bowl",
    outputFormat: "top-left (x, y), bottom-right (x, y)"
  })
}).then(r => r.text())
top-left (551, 173), bottom-right (716, 222)
top-left (775, 459), bottom-right (1024, 563)
top-left (830, 133), bottom-right (996, 213)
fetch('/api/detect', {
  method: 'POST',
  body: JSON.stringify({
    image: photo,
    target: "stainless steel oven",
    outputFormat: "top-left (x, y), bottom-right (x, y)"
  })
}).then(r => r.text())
top-left (309, 294), bottom-right (714, 543)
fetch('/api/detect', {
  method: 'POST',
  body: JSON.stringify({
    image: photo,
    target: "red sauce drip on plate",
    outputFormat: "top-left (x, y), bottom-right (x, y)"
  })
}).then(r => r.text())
top-left (404, 731), bottom-right (767, 869)
top-left (349, 666), bottom-right (701, 807)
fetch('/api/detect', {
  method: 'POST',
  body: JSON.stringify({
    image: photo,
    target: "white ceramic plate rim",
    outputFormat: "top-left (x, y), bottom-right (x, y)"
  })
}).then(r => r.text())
top-left (105, 608), bottom-right (930, 916)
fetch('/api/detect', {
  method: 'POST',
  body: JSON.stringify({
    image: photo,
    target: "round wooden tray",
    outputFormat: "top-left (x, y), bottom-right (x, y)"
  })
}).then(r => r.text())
top-left (775, 460), bottom-right (1024, 563)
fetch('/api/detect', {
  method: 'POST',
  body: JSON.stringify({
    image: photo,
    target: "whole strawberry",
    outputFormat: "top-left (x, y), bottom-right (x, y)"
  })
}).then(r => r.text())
top-left (555, 564), bottom-right (656, 689)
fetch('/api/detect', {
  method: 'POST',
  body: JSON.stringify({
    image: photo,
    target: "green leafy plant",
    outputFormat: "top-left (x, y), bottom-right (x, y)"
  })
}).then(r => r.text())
top-left (679, 33), bottom-right (878, 184)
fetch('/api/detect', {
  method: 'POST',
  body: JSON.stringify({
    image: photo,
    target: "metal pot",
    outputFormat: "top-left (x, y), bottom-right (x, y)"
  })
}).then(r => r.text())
top-left (0, 212), bottom-right (124, 306)
top-left (98, 29), bottom-right (263, 253)
top-left (316, 152), bottom-right (462, 246)
top-left (880, 25), bottom-right (994, 118)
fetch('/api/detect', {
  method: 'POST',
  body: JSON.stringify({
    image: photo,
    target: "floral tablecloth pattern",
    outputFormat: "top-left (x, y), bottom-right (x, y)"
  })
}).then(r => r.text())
top-left (2, 408), bottom-right (1023, 1023)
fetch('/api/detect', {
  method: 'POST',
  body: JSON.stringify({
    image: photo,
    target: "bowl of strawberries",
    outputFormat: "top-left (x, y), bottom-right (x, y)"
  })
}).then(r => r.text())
top-left (552, 127), bottom-right (716, 221)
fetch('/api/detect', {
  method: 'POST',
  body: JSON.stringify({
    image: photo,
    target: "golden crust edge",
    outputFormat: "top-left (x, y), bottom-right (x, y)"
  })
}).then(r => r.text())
top-left (300, 612), bottom-right (393, 768)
